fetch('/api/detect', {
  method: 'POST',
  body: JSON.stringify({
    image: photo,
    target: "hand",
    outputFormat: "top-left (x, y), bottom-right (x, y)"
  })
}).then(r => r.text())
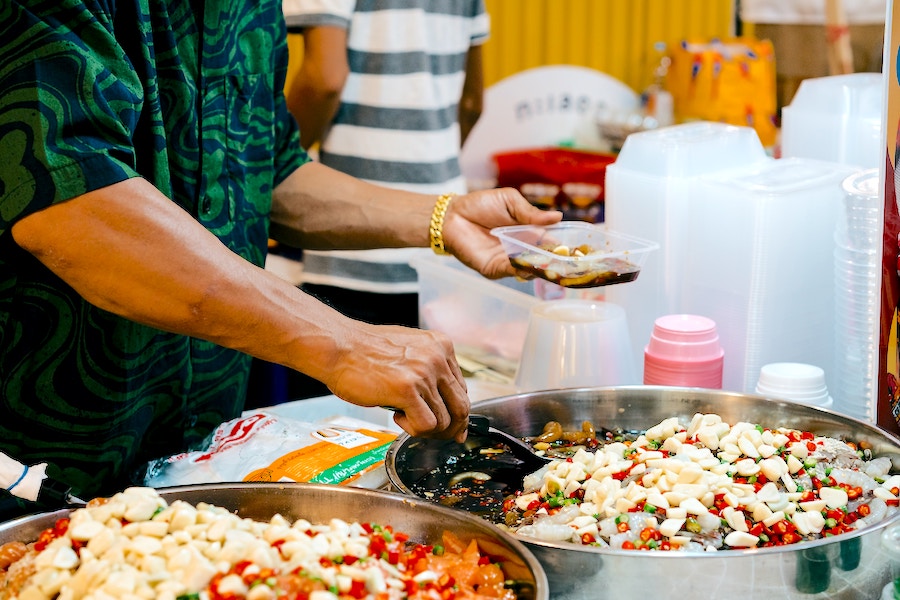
top-left (324, 323), bottom-right (470, 442)
top-left (441, 187), bottom-right (562, 279)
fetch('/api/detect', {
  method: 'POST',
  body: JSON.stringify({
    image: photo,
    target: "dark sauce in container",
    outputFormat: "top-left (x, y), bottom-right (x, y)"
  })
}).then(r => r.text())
top-left (509, 254), bottom-right (640, 288)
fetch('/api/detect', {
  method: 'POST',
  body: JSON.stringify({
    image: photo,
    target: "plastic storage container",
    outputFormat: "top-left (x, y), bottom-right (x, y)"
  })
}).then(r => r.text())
top-left (781, 73), bottom-right (883, 169)
top-left (604, 122), bottom-right (770, 378)
top-left (410, 253), bottom-right (539, 378)
top-left (685, 157), bottom-right (860, 393)
top-left (491, 222), bottom-right (658, 289)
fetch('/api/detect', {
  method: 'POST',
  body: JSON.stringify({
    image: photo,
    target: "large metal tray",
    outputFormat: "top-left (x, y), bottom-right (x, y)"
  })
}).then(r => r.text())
top-left (0, 482), bottom-right (549, 599)
top-left (385, 386), bottom-right (900, 600)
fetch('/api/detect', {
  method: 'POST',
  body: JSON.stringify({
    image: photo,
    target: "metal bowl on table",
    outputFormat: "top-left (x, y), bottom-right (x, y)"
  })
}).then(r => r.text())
top-left (0, 482), bottom-right (549, 600)
top-left (384, 386), bottom-right (900, 600)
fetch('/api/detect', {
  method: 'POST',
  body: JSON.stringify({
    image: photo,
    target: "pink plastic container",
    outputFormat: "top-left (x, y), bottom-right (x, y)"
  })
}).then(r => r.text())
top-left (643, 314), bottom-right (724, 388)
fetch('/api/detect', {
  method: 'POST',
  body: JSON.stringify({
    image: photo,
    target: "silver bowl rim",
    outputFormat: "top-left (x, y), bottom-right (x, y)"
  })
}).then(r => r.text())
top-left (385, 385), bottom-right (900, 559)
top-left (0, 481), bottom-right (550, 594)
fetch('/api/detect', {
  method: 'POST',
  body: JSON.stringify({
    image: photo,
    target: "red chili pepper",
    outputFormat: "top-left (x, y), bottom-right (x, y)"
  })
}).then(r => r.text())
top-left (772, 519), bottom-right (795, 535)
top-left (349, 579), bottom-right (368, 598)
top-left (54, 518), bottom-right (70, 536)
top-left (858, 503), bottom-right (871, 517)
top-left (617, 521), bottom-right (630, 533)
top-left (621, 540), bottom-right (635, 550)
top-left (33, 528), bottom-right (56, 552)
top-left (782, 532), bottom-right (802, 544)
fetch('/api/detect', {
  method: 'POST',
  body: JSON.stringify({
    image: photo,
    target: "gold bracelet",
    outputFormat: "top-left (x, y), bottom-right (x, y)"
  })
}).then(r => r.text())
top-left (429, 193), bottom-right (455, 255)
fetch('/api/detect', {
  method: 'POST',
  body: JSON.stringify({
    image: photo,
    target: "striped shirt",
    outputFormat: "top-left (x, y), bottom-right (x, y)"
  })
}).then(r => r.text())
top-left (284, 0), bottom-right (489, 292)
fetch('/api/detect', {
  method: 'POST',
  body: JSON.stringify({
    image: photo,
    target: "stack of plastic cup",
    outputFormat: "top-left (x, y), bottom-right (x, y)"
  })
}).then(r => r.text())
top-left (643, 314), bottom-right (724, 388)
top-left (515, 300), bottom-right (638, 392)
top-left (754, 363), bottom-right (833, 409)
top-left (833, 169), bottom-right (880, 422)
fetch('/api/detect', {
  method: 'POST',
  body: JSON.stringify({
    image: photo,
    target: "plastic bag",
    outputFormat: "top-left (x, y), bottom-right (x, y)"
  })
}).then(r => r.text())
top-left (142, 411), bottom-right (397, 489)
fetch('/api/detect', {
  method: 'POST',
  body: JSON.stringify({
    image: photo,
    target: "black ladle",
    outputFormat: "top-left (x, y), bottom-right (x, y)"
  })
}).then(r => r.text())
top-left (467, 414), bottom-right (554, 473)
top-left (383, 407), bottom-right (553, 473)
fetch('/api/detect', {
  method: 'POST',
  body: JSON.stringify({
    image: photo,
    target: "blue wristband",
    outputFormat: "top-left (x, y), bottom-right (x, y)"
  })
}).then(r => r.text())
top-left (6, 465), bottom-right (28, 492)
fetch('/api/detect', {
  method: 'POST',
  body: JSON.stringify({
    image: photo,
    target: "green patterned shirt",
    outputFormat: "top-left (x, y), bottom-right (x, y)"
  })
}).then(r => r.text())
top-left (0, 0), bottom-right (308, 513)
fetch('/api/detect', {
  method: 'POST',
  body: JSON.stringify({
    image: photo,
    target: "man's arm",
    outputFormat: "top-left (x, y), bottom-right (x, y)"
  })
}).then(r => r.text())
top-left (459, 44), bottom-right (484, 147)
top-left (10, 176), bottom-right (471, 441)
top-left (268, 161), bottom-right (562, 279)
top-left (285, 26), bottom-right (349, 149)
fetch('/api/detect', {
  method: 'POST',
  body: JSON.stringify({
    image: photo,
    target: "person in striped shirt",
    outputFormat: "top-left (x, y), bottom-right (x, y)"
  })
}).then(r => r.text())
top-left (283, 0), bottom-right (489, 330)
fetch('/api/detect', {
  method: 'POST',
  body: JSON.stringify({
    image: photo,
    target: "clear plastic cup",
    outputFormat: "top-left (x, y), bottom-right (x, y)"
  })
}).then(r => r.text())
top-left (514, 299), bottom-right (637, 392)
top-left (643, 314), bottom-right (724, 388)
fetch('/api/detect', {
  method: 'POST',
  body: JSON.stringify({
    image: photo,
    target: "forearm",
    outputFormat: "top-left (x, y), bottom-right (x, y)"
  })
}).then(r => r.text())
top-left (270, 161), bottom-right (434, 250)
top-left (10, 177), bottom-right (356, 383)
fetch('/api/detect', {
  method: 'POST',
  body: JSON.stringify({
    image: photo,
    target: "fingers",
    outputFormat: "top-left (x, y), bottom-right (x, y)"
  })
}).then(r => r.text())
top-left (397, 351), bottom-right (469, 441)
top-left (329, 325), bottom-right (470, 441)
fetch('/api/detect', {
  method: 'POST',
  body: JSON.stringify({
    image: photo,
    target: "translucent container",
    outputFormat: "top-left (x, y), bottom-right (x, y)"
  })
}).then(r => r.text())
top-left (410, 253), bottom-right (538, 377)
top-left (491, 222), bottom-right (658, 289)
top-left (605, 122), bottom-right (771, 377)
top-left (684, 158), bottom-right (860, 393)
top-left (781, 73), bottom-right (884, 169)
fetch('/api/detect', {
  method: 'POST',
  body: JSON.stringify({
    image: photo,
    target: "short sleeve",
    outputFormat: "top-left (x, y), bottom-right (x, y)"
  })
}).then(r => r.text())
top-left (0, 3), bottom-right (143, 236)
top-left (282, 0), bottom-right (356, 30)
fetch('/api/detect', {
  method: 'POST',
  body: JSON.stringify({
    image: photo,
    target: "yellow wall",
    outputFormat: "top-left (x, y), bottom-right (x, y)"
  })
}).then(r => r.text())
top-left (286, 0), bottom-right (735, 95)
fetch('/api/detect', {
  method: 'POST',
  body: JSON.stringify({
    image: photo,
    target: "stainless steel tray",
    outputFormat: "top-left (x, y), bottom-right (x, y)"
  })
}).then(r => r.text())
top-left (0, 482), bottom-right (549, 600)
top-left (385, 386), bottom-right (900, 600)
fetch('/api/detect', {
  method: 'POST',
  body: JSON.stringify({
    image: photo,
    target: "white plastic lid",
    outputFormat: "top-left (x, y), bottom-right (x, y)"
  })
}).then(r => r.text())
top-left (756, 362), bottom-right (830, 404)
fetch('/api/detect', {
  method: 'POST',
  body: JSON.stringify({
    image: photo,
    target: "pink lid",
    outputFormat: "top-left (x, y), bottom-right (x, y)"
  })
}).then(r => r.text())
top-left (645, 314), bottom-right (723, 362)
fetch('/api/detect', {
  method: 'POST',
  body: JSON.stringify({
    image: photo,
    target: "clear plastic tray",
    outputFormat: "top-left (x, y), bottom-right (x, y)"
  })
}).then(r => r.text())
top-left (491, 222), bottom-right (658, 288)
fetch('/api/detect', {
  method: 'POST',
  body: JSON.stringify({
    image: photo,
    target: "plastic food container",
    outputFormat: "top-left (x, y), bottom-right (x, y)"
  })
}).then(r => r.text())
top-left (491, 222), bottom-right (659, 288)
top-left (410, 253), bottom-right (539, 377)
